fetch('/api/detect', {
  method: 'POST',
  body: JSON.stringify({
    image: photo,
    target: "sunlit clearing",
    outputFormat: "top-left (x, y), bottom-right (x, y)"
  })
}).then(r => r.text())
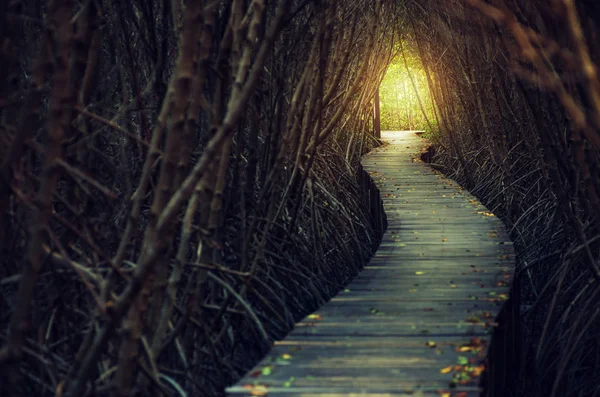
top-left (379, 46), bottom-right (437, 135)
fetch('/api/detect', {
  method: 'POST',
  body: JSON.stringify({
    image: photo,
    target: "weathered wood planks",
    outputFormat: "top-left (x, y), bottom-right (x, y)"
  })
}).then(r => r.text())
top-left (227, 131), bottom-right (515, 397)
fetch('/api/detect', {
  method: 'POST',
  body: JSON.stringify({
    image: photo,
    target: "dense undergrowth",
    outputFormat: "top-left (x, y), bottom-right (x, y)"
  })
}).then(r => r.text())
top-left (406, 1), bottom-right (600, 396)
top-left (0, 1), bottom-right (396, 396)
top-left (4, 1), bottom-right (599, 396)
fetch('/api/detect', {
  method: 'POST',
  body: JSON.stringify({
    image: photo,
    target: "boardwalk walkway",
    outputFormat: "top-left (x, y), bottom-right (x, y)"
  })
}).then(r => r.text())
top-left (228, 131), bottom-right (515, 397)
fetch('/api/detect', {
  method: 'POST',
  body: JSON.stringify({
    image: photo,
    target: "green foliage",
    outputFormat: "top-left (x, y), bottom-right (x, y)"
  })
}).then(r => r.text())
top-left (379, 44), bottom-right (437, 133)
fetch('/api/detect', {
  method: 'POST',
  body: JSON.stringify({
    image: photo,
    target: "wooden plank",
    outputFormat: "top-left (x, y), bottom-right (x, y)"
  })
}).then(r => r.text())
top-left (291, 323), bottom-right (493, 337)
top-left (228, 387), bottom-right (480, 397)
top-left (227, 131), bottom-right (515, 397)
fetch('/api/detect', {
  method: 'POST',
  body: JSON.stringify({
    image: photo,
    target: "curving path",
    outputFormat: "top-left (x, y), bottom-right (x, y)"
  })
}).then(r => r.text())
top-left (227, 131), bottom-right (515, 397)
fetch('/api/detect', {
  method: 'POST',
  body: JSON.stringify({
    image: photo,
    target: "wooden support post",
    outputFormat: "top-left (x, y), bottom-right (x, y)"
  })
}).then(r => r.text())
top-left (373, 88), bottom-right (381, 139)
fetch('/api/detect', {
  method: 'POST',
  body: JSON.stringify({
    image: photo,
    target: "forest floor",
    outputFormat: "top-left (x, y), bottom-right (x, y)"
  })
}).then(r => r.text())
top-left (227, 131), bottom-right (515, 396)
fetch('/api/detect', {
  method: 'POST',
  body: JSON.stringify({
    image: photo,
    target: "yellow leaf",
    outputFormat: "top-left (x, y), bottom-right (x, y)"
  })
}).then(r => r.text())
top-left (250, 385), bottom-right (268, 396)
top-left (477, 211), bottom-right (495, 217)
top-left (440, 365), bottom-right (453, 374)
top-left (415, 271), bottom-right (425, 275)
top-left (471, 365), bottom-right (486, 376)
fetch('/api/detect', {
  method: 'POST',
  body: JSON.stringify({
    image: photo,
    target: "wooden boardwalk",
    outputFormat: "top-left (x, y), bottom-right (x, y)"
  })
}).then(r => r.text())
top-left (227, 131), bottom-right (515, 397)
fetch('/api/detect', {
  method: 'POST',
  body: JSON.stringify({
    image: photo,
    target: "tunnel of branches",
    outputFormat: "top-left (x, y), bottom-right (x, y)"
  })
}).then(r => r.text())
top-left (1, 1), bottom-right (600, 396)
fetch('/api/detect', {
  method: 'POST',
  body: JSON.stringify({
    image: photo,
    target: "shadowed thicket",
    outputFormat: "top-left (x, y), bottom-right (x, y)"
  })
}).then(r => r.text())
top-left (405, 1), bottom-right (600, 396)
top-left (0, 1), bottom-right (400, 395)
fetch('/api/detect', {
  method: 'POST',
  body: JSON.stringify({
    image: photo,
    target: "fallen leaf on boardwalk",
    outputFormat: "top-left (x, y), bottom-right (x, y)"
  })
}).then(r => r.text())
top-left (283, 376), bottom-right (296, 388)
top-left (250, 386), bottom-right (268, 396)
top-left (307, 314), bottom-right (322, 320)
top-left (442, 238), bottom-right (447, 242)
top-left (261, 366), bottom-right (273, 376)
top-left (466, 315), bottom-right (480, 323)
top-left (415, 271), bottom-right (425, 275)
top-left (243, 385), bottom-right (269, 396)
top-left (281, 354), bottom-right (292, 360)
top-left (457, 356), bottom-right (469, 365)
top-left (477, 211), bottom-right (495, 217)
top-left (427, 341), bottom-right (437, 348)
top-left (440, 366), bottom-right (453, 374)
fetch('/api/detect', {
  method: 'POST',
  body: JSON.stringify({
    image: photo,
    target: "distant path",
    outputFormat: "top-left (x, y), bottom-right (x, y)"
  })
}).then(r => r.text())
top-left (228, 131), bottom-right (515, 396)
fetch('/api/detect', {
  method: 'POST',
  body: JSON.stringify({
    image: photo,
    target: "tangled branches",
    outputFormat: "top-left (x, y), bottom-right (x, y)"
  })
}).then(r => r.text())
top-left (0, 1), bottom-right (399, 396)
top-left (407, 1), bottom-right (600, 396)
